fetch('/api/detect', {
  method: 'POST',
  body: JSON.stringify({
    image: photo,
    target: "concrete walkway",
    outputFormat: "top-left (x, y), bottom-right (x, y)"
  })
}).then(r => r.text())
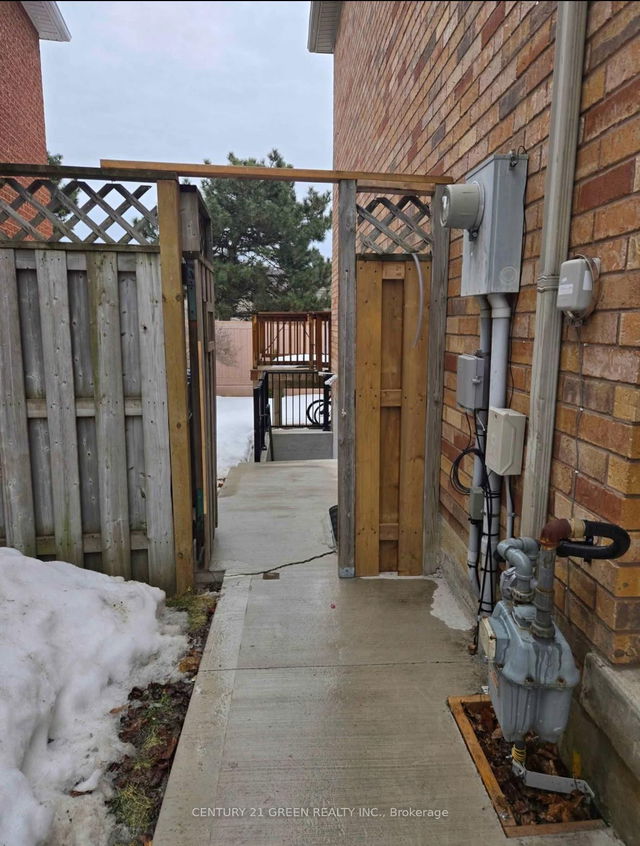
top-left (155, 460), bottom-right (621, 846)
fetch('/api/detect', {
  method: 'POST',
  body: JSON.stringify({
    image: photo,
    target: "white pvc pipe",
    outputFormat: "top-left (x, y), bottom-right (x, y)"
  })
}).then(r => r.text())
top-left (478, 293), bottom-right (511, 614)
top-left (466, 296), bottom-right (491, 597)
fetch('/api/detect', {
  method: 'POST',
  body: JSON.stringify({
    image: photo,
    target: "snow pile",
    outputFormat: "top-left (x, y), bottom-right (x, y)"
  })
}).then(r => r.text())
top-left (0, 548), bottom-right (187, 846)
top-left (216, 395), bottom-right (254, 478)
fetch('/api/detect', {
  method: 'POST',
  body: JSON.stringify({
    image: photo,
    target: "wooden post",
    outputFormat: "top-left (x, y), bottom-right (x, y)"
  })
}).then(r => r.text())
top-left (136, 253), bottom-right (176, 592)
top-left (337, 180), bottom-right (357, 578)
top-left (252, 315), bottom-right (258, 370)
top-left (355, 259), bottom-right (382, 575)
top-left (423, 185), bottom-right (450, 573)
top-left (157, 179), bottom-right (193, 593)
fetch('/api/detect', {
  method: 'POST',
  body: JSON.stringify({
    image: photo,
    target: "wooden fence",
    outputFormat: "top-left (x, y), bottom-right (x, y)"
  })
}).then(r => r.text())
top-left (0, 167), bottom-right (217, 593)
top-left (215, 320), bottom-right (253, 396)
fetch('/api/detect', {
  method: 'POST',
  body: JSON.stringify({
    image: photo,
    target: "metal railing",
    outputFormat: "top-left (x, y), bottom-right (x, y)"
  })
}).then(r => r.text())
top-left (252, 311), bottom-right (331, 371)
top-left (253, 369), bottom-right (332, 461)
top-left (253, 371), bottom-right (272, 461)
top-left (268, 369), bottom-right (332, 430)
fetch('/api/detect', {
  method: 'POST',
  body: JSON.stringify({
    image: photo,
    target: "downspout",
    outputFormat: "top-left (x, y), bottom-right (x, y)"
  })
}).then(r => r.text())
top-left (479, 293), bottom-right (511, 613)
top-left (520, 1), bottom-right (588, 536)
top-left (467, 296), bottom-right (491, 596)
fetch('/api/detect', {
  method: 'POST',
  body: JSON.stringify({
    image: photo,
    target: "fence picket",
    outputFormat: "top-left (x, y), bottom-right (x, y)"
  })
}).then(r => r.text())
top-left (136, 253), bottom-right (175, 592)
top-left (36, 250), bottom-right (84, 565)
top-left (0, 249), bottom-right (36, 553)
top-left (87, 251), bottom-right (131, 578)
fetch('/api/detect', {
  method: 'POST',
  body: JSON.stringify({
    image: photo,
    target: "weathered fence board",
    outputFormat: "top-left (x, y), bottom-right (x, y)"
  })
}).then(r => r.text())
top-left (0, 250), bottom-right (36, 553)
top-left (36, 250), bottom-right (84, 565)
top-left (87, 252), bottom-right (132, 578)
top-left (136, 253), bottom-right (175, 591)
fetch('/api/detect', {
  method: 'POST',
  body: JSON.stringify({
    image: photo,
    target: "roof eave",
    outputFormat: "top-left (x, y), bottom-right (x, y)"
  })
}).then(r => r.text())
top-left (308, 1), bottom-right (342, 54)
top-left (21, 1), bottom-right (71, 42)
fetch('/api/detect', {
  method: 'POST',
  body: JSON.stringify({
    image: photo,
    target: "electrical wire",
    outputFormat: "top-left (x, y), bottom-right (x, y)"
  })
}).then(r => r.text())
top-left (232, 550), bottom-right (335, 577)
top-left (411, 252), bottom-right (425, 348)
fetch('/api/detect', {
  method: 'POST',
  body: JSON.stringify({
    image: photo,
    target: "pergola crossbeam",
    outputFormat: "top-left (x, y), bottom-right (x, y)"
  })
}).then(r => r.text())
top-left (100, 159), bottom-right (452, 186)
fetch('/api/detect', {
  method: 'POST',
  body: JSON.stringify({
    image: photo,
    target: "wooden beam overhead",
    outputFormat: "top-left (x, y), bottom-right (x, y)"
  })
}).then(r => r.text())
top-left (101, 159), bottom-right (452, 186)
top-left (356, 180), bottom-right (435, 195)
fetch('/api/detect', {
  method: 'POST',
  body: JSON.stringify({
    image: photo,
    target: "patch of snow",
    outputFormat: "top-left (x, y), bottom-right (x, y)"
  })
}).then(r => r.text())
top-left (360, 573), bottom-right (428, 579)
top-left (426, 573), bottom-right (474, 631)
top-left (0, 547), bottom-right (188, 846)
top-left (216, 395), bottom-right (254, 478)
top-left (274, 392), bottom-right (324, 426)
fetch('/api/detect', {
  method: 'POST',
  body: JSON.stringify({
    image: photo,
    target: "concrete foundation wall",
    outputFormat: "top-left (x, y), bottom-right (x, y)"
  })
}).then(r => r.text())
top-left (271, 430), bottom-right (333, 462)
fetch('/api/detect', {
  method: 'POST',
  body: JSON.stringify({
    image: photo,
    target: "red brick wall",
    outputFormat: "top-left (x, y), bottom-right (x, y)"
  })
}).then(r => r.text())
top-left (333, 0), bottom-right (640, 664)
top-left (0, 1), bottom-right (47, 162)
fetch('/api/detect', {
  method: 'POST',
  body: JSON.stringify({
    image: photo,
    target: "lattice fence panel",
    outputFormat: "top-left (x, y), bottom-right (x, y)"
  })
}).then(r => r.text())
top-left (356, 195), bottom-right (432, 255)
top-left (0, 178), bottom-right (158, 245)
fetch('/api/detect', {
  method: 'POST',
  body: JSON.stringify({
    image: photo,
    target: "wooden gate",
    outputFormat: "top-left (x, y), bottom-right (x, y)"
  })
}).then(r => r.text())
top-left (354, 256), bottom-right (430, 576)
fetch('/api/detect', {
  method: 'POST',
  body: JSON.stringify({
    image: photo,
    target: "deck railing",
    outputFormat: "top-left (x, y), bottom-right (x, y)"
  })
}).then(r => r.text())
top-left (252, 311), bottom-right (331, 372)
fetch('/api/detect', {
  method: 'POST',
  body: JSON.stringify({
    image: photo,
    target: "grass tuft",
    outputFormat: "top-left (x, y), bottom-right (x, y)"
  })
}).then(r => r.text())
top-left (166, 589), bottom-right (217, 633)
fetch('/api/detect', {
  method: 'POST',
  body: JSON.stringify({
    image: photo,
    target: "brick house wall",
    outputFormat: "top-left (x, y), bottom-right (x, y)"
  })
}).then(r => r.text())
top-left (332, 1), bottom-right (640, 665)
top-left (0, 1), bottom-right (48, 163)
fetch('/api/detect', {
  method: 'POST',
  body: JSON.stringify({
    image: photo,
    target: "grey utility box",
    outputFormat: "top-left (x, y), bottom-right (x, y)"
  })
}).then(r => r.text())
top-left (457, 154), bottom-right (528, 297)
top-left (456, 353), bottom-right (489, 411)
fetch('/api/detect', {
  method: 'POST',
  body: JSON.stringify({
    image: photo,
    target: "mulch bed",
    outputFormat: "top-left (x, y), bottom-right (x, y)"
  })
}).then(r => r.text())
top-left (107, 592), bottom-right (218, 846)
top-left (463, 700), bottom-right (599, 826)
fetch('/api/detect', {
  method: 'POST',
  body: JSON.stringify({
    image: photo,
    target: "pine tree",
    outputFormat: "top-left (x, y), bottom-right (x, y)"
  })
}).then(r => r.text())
top-left (201, 150), bottom-right (332, 319)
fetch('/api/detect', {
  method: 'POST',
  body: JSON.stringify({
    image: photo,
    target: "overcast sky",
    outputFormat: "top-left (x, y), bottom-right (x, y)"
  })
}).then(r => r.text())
top-left (40, 1), bottom-right (334, 250)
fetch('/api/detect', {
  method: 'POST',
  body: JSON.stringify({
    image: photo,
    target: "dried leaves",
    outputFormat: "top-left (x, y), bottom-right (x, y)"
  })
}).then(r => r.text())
top-left (107, 593), bottom-right (217, 843)
top-left (464, 702), bottom-right (598, 826)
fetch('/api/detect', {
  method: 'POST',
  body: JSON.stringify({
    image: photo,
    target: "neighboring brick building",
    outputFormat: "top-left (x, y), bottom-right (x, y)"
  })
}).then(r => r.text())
top-left (0, 1), bottom-right (70, 162)
top-left (311, 1), bottom-right (640, 839)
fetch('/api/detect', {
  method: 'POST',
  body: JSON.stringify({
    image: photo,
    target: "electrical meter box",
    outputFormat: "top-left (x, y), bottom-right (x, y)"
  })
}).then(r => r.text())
top-left (456, 353), bottom-right (489, 410)
top-left (459, 154), bottom-right (528, 298)
top-left (485, 407), bottom-right (526, 475)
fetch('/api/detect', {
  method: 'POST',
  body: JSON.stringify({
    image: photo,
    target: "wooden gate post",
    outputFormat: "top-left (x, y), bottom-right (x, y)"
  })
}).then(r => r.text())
top-left (158, 179), bottom-right (193, 593)
top-left (423, 184), bottom-right (450, 573)
top-left (337, 179), bottom-right (357, 578)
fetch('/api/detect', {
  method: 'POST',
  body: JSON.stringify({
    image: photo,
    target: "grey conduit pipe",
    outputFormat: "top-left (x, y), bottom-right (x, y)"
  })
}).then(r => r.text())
top-left (520, 1), bottom-right (588, 536)
top-left (479, 293), bottom-right (511, 613)
top-left (467, 296), bottom-right (492, 597)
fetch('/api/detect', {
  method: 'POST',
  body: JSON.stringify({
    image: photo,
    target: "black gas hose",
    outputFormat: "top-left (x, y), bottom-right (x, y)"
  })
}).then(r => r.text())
top-left (541, 518), bottom-right (631, 560)
top-left (557, 520), bottom-right (631, 560)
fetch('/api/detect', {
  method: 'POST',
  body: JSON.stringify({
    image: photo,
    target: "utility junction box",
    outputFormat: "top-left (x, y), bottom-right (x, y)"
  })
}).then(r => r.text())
top-left (485, 407), bottom-right (526, 475)
top-left (456, 353), bottom-right (489, 411)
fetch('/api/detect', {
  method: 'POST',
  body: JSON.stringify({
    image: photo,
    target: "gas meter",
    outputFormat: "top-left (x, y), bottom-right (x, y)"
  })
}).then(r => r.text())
top-left (481, 519), bottom-right (631, 795)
